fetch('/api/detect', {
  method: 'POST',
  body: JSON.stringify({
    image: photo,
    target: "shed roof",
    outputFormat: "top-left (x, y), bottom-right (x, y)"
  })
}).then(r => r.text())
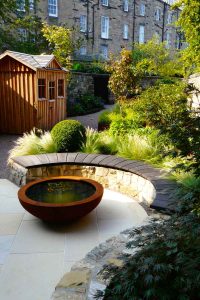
top-left (0, 50), bottom-right (66, 71)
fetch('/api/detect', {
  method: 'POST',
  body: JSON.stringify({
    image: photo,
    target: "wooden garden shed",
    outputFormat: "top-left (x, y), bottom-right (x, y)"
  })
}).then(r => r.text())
top-left (0, 50), bottom-right (67, 134)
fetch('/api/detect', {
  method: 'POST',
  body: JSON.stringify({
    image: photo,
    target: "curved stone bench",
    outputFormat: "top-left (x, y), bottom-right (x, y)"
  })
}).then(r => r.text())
top-left (9, 152), bottom-right (177, 211)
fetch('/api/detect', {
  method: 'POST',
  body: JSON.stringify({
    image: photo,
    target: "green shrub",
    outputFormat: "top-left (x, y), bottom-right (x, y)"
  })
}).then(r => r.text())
top-left (109, 119), bottom-right (140, 136)
top-left (51, 120), bottom-right (86, 152)
top-left (98, 111), bottom-right (112, 131)
top-left (8, 129), bottom-right (57, 163)
top-left (175, 173), bottom-right (200, 215)
top-left (132, 82), bottom-right (189, 129)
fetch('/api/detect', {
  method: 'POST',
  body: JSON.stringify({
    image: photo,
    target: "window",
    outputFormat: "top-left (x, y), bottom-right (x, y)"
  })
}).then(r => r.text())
top-left (101, 0), bottom-right (108, 6)
top-left (17, 0), bottom-right (25, 11)
top-left (166, 31), bottom-right (171, 48)
top-left (123, 24), bottom-right (129, 39)
top-left (139, 25), bottom-right (145, 44)
top-left (38, 79), bottom-right (46, 99)
top-left (48, 0), bottom-right (58, 17)
top-left (29, 0), bottom-right (34, 9)
top-left (155, 7), bottom-right (161, 21)
top-left (123, 0), bottom-right (129, 12)
top-left (167, 12), bottom-right (172, 24)
top-left (140, 4), bottom-right (145, 16)
top-left (49, 81), bottom-right (55, 100)
top-left (154, 32), bottom-right (160, 43)
top-left (101, 16), bottom-right (109, 39)
top-left (18, 28), bottom-right (27, 41)
top-left (80, 15), bottom-right (87, 32)
top-left (100, 45), bottom-right (108, 59)
top-left (80, 46), bottom-right (87, 55)
top-left (58, 79), bottom-right (64, 97)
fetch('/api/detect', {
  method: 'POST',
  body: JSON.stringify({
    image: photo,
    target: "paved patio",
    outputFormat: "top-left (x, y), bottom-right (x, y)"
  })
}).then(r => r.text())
top-left (0, 179), bottom-right (148, 300)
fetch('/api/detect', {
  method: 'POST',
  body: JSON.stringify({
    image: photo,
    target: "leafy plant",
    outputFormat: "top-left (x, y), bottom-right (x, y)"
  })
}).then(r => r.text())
top-left (173, 0), bottom-right (200, 74)
top-left (98, 111), bottom-right (112, 131)
top-left (42, 23), bottom-right (82, 67)
top-left (109, 119), bottom-right (141, 136)
top-left (72, 61), bottom-right (107, 74)
top-left (131, 82), bottom-right (189, 129)
top-left (175, 173), bottom-right (200, 215)
top-left (97, 212), bottom-right (200, 300)
top-left (51, 120), bottom-right (86, 152)
top-left (106, 49), bottom-right (141, 101)
top-left (8, 129), bottom-right (57, 162)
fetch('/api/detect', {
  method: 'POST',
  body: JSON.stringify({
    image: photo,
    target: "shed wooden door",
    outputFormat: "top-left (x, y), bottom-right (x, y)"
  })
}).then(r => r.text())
top-left (0, 57), bottom-right (37, 134)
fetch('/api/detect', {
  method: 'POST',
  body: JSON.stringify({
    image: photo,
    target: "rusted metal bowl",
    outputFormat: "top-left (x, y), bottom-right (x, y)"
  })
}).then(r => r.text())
top-left (18, 176), bottom-right (104, 222)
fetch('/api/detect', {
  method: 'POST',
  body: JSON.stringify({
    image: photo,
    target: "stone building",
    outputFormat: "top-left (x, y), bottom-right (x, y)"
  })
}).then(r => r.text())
top-left (19, 0), bottom-right (182, 59)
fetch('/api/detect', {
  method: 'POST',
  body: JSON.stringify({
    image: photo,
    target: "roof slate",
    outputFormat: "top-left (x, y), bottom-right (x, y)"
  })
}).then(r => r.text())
top-left (0, 50), bottom-right (63, 70)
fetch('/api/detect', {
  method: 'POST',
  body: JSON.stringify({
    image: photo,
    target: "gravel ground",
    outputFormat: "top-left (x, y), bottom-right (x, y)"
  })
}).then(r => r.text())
top-left (0, 134), bottom-right (20, 179)
top-left (0, 104), bottom-right (114, 179)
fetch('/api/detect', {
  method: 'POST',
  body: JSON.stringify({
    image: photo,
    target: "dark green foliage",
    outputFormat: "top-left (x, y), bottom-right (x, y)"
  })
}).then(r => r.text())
top-left (0, 0), bottom-right (47, 54)
top-left (130, 82), bottom-right (200, 174)
top-left (51, 120), bottom-right (86, 152)
top-left (175, 175), bottom-right (200, 216)
top-left (98, 111), bottom-right (112, 131)
top-left (67, 94), bottom-right (104, 116)
top-left (97, 212), bottom-right (200, 300)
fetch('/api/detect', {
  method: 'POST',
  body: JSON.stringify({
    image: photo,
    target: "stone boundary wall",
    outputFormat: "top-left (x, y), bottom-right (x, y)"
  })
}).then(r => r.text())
top-left (68, 72), bottom-right (161, 106)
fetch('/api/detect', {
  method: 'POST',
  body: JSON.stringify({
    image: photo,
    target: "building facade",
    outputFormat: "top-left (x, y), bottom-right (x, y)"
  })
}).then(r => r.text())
top-left (19, 0), bottom-right (182, 59)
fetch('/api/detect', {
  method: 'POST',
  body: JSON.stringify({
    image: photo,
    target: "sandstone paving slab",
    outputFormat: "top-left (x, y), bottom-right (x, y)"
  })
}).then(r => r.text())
top-left (65, 233), bottom-right (100, 261)
top-left (64, 211), bottom-right (98, 234)
top-left (0, 253), bottom-right (64, 300)
top-left (0, 213), bottom-right (23, 235)
top-left (0, 179), bottom-right (19, 196)
top-left (0, 180), bottom-right (148, 300)
top-left (0, 235), bottom-right (15, 264)
top-left (11, 220), bottom-right (66, 254)
top-left (0, 196), bottom-right (25, 213)
top-left (63, 261), bottom-right (77, 274)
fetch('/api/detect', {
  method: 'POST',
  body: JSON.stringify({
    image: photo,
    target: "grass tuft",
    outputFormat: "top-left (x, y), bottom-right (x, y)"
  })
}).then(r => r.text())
top-left (8, 129), bottom-right (57, 163)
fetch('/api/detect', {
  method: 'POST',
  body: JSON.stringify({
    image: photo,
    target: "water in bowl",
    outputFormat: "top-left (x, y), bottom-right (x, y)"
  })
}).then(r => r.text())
top-left (26, 179), bottom-right (96, 204)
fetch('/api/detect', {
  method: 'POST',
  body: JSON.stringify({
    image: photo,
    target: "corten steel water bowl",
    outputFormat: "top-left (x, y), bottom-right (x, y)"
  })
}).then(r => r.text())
top-left (18, 176), bottom-right (104, 222)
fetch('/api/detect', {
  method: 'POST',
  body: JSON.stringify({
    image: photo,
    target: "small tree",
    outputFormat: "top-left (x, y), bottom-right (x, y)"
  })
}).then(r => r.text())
top-left (173, 0), bottom-right (200, 73)
top-left (13, 15), bottom-right (48, 54)
top-left (107, 39), bottom-right (183, 103)
top-left (106, 49), bottom-right (141, 102)
top-left (42, 23), bottom-right (82, 68)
